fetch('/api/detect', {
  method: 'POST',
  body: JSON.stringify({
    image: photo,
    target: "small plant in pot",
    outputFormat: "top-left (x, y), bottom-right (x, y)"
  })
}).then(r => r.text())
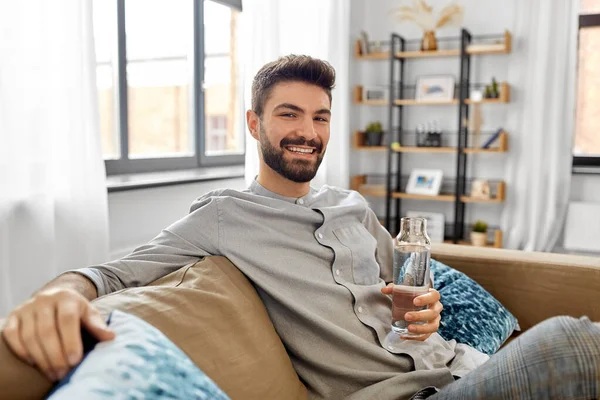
top-left (365, 122), bottom-right (384, 146)
top-left (470, 220), bottom-right (488, 247)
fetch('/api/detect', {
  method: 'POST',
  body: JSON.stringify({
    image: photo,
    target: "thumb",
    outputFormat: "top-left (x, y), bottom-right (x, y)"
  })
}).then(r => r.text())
top-left (81, 309), bottom-right (115, 342)
top-left (381, 283), bottom-right (394, 294)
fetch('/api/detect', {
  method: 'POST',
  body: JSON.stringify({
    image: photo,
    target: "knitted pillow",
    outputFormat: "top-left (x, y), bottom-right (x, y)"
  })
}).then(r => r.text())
top-left (47, 310), bottom-right (230, 399)
top-left (431, 259), bottom-right (519, 355)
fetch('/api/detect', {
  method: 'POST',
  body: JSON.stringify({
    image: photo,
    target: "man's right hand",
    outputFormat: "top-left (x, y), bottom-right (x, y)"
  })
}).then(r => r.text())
top-left (1, 288), bottom-right (115, 382)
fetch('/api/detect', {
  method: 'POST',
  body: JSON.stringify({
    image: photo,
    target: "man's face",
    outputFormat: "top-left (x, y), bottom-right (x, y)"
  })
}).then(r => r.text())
top-left (253, 82), bottom-right (331, 183)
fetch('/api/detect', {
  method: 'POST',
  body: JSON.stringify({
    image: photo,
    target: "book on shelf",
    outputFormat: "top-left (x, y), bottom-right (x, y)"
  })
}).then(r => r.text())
top-left (481, 128), bottom-right (504, 149)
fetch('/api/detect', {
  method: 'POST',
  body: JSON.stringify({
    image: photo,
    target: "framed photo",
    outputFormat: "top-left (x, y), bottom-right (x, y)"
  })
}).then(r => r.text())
top-left (470, 179), bottom-right (491, 199)
top-left (362, 85), bottom-right (389, 102)
top-left (415, 75), bottom-right (455, 101)
top-left (405, 169), bottom-right (443, 196)
top-left (406, 211), bottom-right (445, 243)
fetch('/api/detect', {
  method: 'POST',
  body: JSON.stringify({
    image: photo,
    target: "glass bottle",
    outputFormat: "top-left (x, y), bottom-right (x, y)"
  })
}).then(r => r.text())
top-left (391, 217), bottom-right (431, 336)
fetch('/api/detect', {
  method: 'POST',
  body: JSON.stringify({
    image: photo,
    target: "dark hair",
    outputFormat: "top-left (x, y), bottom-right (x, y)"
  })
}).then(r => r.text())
top-left (251, 55), bottom-right (336, 117)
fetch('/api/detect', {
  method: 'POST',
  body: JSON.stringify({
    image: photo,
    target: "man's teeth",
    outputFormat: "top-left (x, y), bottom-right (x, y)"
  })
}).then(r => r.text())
top-left (288, 146), bottom-right (314, 154)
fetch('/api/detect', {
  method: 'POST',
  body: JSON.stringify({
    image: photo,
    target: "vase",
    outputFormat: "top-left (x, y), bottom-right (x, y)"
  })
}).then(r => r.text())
top-left (421, 31), bottom-right (437, 51)
top-left (470, 232), bottom-right (487, 247)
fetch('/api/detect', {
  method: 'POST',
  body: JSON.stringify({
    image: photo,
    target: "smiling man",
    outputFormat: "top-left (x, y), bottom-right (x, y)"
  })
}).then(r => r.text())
top-left (3, 55), bottom-right (600, 400)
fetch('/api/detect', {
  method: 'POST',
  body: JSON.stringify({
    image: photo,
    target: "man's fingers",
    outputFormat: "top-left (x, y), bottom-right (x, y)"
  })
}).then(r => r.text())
top-left (414, 288), bottom-right (441, 306)
top-left (81, 308), bottom-right (115, 342)
top-left (57, 301), bottom-right (84, 367)
top-left (407, 315), bottom-right (441, 335)
top-left (405, 308), bottom-right (438, 323)
top-left (380, 283), bottom-right (394, 294)
top-left (35, 307), bottom-right (70, 380)
top-left (20, 312), bottom-right (54, 381)
top-left (2, 315), bottom-right (33, 366)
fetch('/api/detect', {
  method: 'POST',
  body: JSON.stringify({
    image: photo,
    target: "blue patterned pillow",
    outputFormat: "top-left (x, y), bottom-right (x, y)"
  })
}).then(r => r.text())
top-left (430, 259), bottom-right (519, 355)
top-left (47, 310), bottom-right (230, 400)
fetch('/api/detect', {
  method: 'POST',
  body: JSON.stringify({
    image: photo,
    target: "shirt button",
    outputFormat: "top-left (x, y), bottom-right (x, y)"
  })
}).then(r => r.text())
top-left (297, 198), bottom-right (304, 205)
top-left (335, 269), bottom-right (340, 276)
top-left (357, 306), bottom-right (364, 313)
top-left (318, 233), bottom-right (324, 239)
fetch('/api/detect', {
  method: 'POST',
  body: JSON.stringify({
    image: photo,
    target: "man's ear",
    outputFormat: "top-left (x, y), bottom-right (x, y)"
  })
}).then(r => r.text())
top-left (246, 110), bottom-right (260, 141)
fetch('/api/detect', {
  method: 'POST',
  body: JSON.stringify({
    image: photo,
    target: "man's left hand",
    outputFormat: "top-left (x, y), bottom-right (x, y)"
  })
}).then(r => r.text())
top-left (381, 284), bottom-right (443, 341)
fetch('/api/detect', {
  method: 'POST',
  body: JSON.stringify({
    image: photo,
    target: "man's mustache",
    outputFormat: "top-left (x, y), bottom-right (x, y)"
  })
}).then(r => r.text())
top-left (280, 137), bottom-right (323, 153)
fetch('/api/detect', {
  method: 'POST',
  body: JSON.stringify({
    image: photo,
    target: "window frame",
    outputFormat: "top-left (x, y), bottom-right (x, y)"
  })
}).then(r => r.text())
top-left (573, 12), bottom-right (600, 171)
top-left (103, 0), bottom-right (244, 176)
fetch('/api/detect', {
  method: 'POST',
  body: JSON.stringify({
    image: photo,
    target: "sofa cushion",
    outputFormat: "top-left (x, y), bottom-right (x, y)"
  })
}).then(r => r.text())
top-left (90, 256), bottom-right (307, 400)
top-left (0, 257), bottom-right (307, 400)
top-left (431, 259), bottom-right (519, 355)
top-left (47, 310), bottom-right (230, 399)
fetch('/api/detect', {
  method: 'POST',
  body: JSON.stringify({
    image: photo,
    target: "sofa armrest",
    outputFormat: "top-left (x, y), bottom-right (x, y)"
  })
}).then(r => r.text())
top-left (432, 243), bottom-right (600, 331)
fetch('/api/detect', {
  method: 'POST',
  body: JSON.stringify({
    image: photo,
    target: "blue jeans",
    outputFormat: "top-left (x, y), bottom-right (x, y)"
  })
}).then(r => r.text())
top-left (425, 316), bottom-right (600, 399)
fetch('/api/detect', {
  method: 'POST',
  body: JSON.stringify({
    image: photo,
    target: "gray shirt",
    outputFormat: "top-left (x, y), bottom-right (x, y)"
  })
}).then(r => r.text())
top-left (74, 180), bottom-right (488, 400)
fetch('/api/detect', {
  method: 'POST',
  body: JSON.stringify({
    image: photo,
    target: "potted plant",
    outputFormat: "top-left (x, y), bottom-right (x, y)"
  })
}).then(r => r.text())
top-left (470, 221), bottom-right (488, 247)
top-left (365, 122), bottom-right (384, 146)
top-left (391, 1), bottom-right (464, 51)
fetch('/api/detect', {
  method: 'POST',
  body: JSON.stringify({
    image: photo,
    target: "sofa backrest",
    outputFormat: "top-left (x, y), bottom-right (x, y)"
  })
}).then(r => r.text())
top-left (432, 243), bottom-right (600, 331)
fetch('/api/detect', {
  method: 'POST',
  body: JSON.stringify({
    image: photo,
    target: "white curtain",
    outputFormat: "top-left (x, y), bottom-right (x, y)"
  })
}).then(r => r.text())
top-left (241, 0), bottom-right (351, 189)
top-left (501, 0), bottom-right (578, 252)
top-left (0, 0), bottom-right (109, 316)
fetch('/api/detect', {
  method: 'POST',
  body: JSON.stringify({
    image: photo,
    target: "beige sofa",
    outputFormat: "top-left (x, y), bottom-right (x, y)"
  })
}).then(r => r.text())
top-left (1, 244), bottom-right (599, 399)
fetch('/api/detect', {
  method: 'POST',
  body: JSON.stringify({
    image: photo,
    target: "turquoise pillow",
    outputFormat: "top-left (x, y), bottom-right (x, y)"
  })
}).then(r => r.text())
top-left (47, 310), bottom-right (230, 400)
top-left (430, 259), bottom-right (519, 355)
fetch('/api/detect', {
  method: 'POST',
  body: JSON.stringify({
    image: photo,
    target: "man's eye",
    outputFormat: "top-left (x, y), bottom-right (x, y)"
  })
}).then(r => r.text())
top-left (281, 113), bottom-right (296, 118)
top-left (315, 117), bottom-right (329, 122)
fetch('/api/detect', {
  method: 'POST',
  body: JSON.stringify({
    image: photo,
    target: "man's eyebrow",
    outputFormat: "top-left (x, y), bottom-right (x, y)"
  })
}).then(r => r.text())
top-left (273, 103), bottom-right (331, 116)
top-left (273, 103), bottom-right (305, 114)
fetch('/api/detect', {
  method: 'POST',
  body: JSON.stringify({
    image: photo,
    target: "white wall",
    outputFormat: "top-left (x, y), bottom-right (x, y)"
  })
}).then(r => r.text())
top-left (107, 178), bottom-right (245, 259)
top-left (350, 0), bottom-right (516, 231)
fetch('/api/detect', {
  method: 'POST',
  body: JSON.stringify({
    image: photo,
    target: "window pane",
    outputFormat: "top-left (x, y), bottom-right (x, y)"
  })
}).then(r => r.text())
top-left (204, 0), bottom-right (244, 156)
top-left (574, 26), bottom-right (600, 156)
top-left (93, 0), bottom-right (119, 160)
top-left (125, 0), bottom-right (194, 159)
top-left (581, 0), bottom-right (600, 14)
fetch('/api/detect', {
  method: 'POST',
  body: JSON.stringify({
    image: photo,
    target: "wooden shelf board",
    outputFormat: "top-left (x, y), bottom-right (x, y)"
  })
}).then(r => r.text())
top-left (392, 192), bottom-right (455, 202)
top-left (460, 196), bottom-right (504, 204)
top-left (394, 99), bottom-right (458, 106)
top-left (445, 240), bottom-right (499, 248)
top-left (357, 184), bottom-right (386, 197)
top-left (466, 44), bottom-right (509, 55)
top-left (395, 49), bottom-right (460, 58)
top-left (465, 98), bottom-right (508, 104)
top-left (392, 146), bottom-right (455, 153)
top-left (356, 100), bottom-right (388, 106)
top-left (357, 51), bottom-right (389, 60)
top-left (463, 148), bottom-right (507, 154)
top-left (355, 145), bottom-right (387, 151)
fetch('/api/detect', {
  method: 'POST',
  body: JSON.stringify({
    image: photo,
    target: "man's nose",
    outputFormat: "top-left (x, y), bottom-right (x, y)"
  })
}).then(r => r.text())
top-left (299, 117), bottom-right (318, 141)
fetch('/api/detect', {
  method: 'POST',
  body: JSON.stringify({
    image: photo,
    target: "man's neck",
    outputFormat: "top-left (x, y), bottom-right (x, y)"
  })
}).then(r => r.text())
top-left (256, 164), bottom-right (311, 199)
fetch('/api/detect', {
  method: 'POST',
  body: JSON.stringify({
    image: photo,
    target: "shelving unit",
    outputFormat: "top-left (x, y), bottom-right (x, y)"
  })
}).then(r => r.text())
top-left (352, 28), bottom-right (511, 247)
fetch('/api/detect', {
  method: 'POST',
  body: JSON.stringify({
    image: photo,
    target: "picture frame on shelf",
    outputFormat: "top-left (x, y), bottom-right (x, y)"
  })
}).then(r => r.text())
top-left (470, 179), bottom-right (491, 199)
top-left (415, 75), bottom-right (455, 101)
top-left (362, 85), bottom-right (389, 102)
top-left (406, 211), bottom-right (445, 243)
top-left (406, 169), bottom-right (443, 196)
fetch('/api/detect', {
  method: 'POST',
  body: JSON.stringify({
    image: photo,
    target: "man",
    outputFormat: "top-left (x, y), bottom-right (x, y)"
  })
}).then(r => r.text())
top-left (2, 55), bottom-right (600, 400)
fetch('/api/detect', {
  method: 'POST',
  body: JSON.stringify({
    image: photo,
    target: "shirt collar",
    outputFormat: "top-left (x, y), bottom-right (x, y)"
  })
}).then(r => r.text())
top-left (248, 179), bottom-right (316, 204)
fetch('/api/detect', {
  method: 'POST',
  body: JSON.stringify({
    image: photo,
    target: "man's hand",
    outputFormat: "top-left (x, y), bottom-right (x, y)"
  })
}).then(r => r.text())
top-left (1, 288), bottom-right (115, 382)
top-left (381, 284), bottom-right (442, 341)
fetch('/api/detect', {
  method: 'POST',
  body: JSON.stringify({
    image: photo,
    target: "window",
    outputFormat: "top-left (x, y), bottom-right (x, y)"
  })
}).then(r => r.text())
top-left (92, 0), bottom-right (244, 175)
top-left (573, 0), bottom-right (600, 170)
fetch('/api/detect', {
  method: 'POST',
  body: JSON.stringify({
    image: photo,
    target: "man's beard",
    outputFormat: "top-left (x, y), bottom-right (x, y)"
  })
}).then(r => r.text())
top-left (258, 125), bottom-right (325, 183)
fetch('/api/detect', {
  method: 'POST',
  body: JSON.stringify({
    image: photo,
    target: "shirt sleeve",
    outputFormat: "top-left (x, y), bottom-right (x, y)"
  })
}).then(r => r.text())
top-left (68, 195), bottom-right (221, 297)
top-left (362, 208), bottom-right (394, 283)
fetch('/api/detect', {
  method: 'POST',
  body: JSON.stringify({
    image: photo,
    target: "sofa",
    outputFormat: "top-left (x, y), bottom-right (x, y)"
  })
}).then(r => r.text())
top-left (1, 243), bottom-right (599, 399)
